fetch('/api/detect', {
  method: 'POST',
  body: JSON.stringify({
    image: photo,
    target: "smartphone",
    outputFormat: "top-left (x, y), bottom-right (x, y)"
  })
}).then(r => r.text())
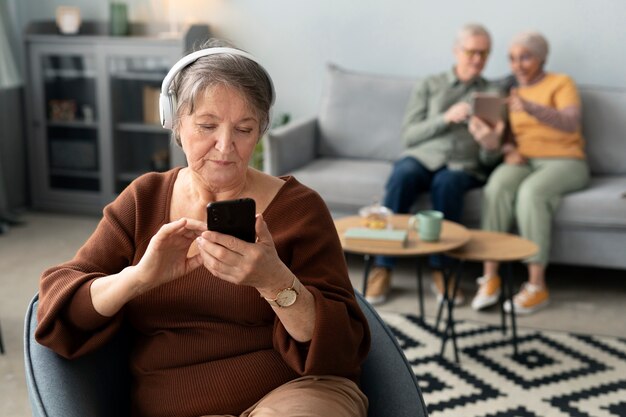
top-left (206, 198), bottom-right (256, 243)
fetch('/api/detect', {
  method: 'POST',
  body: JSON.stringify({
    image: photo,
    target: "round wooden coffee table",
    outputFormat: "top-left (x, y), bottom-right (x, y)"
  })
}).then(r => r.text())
top-left (441, 230), bottom-right (539, 360)
top-left (445, 230), bottom-right (539, 262)
top-left (335, 214), bottom-right (470, 318)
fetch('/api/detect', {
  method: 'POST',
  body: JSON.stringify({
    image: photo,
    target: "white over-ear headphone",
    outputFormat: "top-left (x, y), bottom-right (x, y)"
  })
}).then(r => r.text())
top-left (159, 47), bottom-right (275, 130)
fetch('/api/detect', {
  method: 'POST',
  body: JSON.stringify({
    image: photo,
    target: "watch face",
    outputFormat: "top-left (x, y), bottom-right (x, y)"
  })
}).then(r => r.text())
top-left (276, 288), bottom-right (297, 307)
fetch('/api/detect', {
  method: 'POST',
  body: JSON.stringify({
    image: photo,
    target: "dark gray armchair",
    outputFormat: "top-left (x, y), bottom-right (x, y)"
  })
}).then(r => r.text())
top-left (24, 292), bottom-right (428, 417)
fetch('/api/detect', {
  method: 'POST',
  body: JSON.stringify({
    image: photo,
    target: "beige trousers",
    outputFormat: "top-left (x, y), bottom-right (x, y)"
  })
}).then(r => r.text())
top-left (202, 375), bottom-right (368, 417)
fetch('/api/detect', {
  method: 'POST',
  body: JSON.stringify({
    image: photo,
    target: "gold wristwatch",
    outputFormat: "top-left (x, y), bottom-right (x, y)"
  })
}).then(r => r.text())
top-left (264, 277), bottom-right (300, 308)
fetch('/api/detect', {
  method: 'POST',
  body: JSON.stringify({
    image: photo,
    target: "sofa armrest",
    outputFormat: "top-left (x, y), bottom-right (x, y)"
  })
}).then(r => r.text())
top-left (263, 117), bottom-right (318, 176)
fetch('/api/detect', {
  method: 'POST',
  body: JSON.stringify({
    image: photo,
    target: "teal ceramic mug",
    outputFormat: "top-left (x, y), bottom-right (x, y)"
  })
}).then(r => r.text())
top-left (409, 210), bottom-right (443, 242)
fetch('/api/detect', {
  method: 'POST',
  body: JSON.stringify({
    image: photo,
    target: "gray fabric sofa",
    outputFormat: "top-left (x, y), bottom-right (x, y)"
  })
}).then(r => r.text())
top-left (265, 64), bottom-right (626, 270)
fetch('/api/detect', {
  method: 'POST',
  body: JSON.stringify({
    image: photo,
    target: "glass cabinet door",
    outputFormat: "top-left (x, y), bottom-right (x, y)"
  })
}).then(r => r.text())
top-left (42, 54), bottom-right (100, 191)
top-left (108, 55), bottom-right (172, 193)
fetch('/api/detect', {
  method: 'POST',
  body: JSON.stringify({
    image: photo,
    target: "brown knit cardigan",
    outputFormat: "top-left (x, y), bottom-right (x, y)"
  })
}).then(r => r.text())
top-left (35, 169), bottom-right (370, 416)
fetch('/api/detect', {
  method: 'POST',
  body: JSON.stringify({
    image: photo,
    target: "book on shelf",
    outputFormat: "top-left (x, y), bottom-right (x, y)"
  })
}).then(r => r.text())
top-left (343, 227), bottom-right (408, 248)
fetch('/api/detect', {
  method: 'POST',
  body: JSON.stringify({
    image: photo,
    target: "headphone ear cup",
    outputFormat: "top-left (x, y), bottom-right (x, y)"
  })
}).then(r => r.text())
top-left (159, 93), bottom-right (174, 129)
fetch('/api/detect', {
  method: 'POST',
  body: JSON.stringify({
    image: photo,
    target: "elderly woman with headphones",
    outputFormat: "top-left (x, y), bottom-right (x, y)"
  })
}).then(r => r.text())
top-left (469, 31), bottom-right (590, 315)
top-left (35, 39), bottom-right (369, 417)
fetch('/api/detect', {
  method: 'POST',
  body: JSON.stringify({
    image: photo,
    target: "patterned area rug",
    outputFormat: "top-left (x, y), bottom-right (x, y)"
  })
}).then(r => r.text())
top-left (380, 312), bottom-right (626, 417)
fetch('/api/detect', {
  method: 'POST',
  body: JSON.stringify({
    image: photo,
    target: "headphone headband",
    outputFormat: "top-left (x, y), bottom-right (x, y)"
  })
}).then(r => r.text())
top-left (159, 47), bottom-right (275, 129)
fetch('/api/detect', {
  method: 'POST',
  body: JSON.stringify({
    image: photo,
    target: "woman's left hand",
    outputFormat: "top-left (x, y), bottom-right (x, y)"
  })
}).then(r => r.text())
top-left (197, 213), bottom-right (316, 342)
top-left (195, 214), bottom-right (292, 293)
top-left (504, 147), bottom-right (527, 165)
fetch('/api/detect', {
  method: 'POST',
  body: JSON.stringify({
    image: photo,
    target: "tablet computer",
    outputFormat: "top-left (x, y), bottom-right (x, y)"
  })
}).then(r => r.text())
top-left (471, 92), bottom-right (505, 127)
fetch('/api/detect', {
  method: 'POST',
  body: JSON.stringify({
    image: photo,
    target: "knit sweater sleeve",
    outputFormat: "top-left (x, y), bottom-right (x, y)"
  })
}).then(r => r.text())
top-left (35, 172), bottom-right (170, 359)
top-left (267, 179), bottom-right (371, 381)
top-left (518, 74), bottom-right (582, 133)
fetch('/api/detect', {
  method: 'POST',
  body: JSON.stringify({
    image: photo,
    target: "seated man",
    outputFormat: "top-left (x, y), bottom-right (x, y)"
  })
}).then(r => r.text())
top-left (366, 23), bottom-right (504, 305)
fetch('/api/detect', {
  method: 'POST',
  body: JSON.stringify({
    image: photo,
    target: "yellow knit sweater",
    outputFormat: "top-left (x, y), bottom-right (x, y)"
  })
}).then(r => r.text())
top-left (511, 73), bottom-right (586, 159)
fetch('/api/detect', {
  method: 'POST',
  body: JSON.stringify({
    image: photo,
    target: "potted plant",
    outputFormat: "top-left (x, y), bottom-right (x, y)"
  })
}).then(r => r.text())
top-left (250, 112), bottom-right (290, 171)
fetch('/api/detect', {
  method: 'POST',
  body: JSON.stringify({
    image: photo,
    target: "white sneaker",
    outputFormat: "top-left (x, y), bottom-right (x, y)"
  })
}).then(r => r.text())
top-left (471, 275), bottom-right (501, 311)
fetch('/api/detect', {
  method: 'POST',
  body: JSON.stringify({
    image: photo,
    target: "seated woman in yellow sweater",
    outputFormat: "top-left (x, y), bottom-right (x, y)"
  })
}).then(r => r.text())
top-left (469, 31), bottom-right (590, 314)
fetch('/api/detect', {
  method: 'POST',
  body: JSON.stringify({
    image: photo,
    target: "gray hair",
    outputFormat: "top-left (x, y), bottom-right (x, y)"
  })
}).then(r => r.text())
top-left (455, 23), bottom-right (491, 47)
top-left (171, 39), bottom-right (274, 146)
top-left (510, 31), bottom-right (549, 63)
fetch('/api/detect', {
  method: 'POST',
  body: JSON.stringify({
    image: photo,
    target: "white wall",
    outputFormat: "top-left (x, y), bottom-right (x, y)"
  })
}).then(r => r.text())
top-left (10, 0), bottom-right (626, 120)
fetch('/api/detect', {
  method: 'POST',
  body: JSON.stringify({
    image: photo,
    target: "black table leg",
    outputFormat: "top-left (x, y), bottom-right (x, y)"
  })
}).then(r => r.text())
top-left (435, 286), bottom-right (445, 331)
top-left (448, 261), bottom-right (463, 363)
top-left (361, 254), bottom-right (373, 296)
top-left (440, 261), bottom-right (463, 363)
top-left (499, 264), bottom-right (508, 335)
top-left (435, 263), bottom-right (455, 331)
top-left (438, 266), bottom-right (451, 356)
top-left (435, 261), bottom-right (460, 330)
top-left (506, 262), bottom-right (519, 357)
top-left (416, 258), bottom-right (425, 321)
top-left (0, 321), bottom-right (5, 354)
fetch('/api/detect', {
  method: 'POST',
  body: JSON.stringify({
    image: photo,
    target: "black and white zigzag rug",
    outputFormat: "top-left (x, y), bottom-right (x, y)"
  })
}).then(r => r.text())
top-left (380, 312), bottom-right (626, 417)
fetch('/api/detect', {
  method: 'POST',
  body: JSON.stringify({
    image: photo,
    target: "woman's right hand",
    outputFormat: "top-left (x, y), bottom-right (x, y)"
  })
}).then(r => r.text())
top-left (133, 218), bottom-right (206, 291)
top-left (91, 218), bottom-right (206, 317)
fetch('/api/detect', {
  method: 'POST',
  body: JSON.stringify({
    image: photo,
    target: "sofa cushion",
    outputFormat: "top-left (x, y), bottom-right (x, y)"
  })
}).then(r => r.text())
top-left (555, 176), bottom-right (626, 229)
top-left (291, 157), bottom-right (486, 225)
top-left (290, 158), bottom-right (393, 212)
top-left (579, 87), bottom-right (626, 176)
top-left (318, 64), bottom-right (415, 161)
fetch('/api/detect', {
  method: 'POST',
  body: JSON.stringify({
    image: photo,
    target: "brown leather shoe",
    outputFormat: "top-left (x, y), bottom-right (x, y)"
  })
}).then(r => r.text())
top-left (365, 267), bottom-right (392, 305)
top-left (431, 270), bottom-right (465, 306)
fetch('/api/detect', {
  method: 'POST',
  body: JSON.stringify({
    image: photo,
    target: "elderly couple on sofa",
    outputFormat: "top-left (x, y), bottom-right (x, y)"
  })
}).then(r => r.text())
top-left (368, 24), bottom-right (589, 315)
top-left (275, 23), bottom-right (592, 316)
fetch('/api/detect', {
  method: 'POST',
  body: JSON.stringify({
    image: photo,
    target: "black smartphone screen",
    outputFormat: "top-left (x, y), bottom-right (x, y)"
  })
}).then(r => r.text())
top-left (206, 198), bottom-right (256, 243)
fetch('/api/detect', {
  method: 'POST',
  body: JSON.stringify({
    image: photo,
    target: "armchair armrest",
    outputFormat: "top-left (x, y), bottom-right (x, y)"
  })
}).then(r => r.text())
top-left (24, 295), bottom-right (131, 417)
top-left (263, 117), bottom-right (318, 175)
top-left (355, 291), bottom-right (428, 417)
